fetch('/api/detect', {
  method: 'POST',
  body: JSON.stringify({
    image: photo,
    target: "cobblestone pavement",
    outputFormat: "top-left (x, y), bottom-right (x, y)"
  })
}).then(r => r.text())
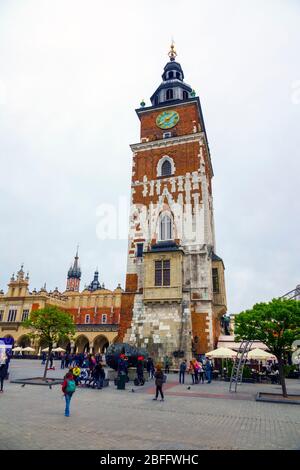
top-left (0, 360), bottom-right (300, 450)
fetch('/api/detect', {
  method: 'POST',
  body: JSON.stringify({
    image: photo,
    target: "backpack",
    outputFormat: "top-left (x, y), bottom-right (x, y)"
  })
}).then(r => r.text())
top-left (66, 379), bottom-right (76, 393)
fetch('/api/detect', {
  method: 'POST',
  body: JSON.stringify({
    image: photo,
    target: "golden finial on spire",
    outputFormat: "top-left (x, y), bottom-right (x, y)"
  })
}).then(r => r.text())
top-left (168, 40), bottom-right (177, 62)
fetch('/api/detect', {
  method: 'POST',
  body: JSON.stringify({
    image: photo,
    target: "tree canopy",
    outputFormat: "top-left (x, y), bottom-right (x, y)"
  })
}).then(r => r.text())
top-left (23, 305), bottom-right (76, 378)
top-left (234, 298), bottom-right (300, 356)
top-left (234, 298), bottom-right (300, 396)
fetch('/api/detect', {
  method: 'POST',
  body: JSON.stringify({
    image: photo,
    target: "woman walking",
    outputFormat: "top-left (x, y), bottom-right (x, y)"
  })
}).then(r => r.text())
top-left (188, 360), bottom-right (195, 384)
top-left (153, 364), bottom-right (164, 401)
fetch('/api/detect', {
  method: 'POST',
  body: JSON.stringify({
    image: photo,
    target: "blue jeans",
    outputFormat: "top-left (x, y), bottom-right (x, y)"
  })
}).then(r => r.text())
top-left (64, 393), bottom-right (72, 416)
top-left (206, 370), bottom-right (212, 383)
top-left (179, 371), bottom-right (185, 384)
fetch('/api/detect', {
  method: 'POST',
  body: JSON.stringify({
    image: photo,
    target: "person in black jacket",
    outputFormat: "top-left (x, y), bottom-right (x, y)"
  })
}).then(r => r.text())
top-left (153, 364), bottom-right (164, 401)
top-left (0, 360), bottom-right (8, 393)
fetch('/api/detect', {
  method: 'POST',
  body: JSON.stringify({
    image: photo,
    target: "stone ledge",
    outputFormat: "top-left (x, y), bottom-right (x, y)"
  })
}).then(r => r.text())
top-left (10, 377), bottom-right (63, 387)
top-left (256, 392), bottom-right (300, 405)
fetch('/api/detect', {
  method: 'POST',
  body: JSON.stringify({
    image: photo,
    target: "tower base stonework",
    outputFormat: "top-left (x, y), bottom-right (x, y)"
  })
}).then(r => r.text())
top-left (123, 294), bottom-right (193, 365)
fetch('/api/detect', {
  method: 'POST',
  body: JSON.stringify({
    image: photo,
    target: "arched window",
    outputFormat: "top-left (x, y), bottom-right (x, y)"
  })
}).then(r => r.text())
top-left (161, 159), bottom-right (172, 177)
top-left (168, 71), bottom-right (174, 79)
top-left (157, 156), bottom-right (175, 177)
top-left (176, 72), bottom-right (181, 79)
top-left (183, 90), bottom-right (188, 100)
top-left (166, 89), bottom-right (173, 100)
top-left (102, 314), bottom-right (107, 324)
top-left (85, 314), bottom-right (90, 324)
top-left (160, 214), bottom-right (172, 241)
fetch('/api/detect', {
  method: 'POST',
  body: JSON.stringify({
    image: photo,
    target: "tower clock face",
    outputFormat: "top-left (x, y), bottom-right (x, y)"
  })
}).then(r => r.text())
top-left (156, 110), bottom-right (179, 129)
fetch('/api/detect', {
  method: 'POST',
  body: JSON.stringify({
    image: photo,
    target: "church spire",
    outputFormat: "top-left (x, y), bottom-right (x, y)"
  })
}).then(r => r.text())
top-left (66, 247), bottom-right (81, 292)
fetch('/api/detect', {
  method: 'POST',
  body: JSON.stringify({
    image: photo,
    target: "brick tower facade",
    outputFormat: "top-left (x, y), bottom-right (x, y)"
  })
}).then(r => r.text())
top-left (120, 44), bottom-right (227, 362)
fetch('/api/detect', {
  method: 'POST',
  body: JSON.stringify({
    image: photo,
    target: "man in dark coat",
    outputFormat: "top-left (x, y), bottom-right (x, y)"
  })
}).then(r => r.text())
top-left (0, 358), bottom-right (8, 392)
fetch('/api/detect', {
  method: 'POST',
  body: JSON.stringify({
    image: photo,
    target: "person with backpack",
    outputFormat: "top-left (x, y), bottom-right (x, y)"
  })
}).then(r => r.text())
top-left (153, 364), bottom-right (165, 401)
top-left (61, 372), bottom-right (76, 417)
top-left (199, 362), bottom-right (205, 383)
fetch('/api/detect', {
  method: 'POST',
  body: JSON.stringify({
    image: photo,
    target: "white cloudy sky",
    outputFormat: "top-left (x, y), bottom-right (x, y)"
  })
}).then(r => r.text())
top-left (0, 0), bottom-right (299, 313)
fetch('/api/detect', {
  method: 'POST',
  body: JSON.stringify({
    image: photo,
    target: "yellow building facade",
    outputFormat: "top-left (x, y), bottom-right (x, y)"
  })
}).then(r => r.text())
top-left (0, 266), bottom-right (122, 354)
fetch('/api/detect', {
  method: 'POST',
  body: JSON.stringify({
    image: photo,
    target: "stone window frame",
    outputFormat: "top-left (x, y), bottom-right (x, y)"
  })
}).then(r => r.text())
top-left (212, 268), bottom-right (220, 293)
top-left (21, 309), bottom-right (30, 322)
top-left (85, 314), bottom-right (90, 324)
top-left (8, 308), bottom-right (17, 322)
top-left (102, 314), bottom-right (107, 324)
top-left (154, 259), bottom-right (171, 287)
top-left (159, 212), bottom-right (173, 241)
top-left (157, 155), bottom-right (175, 178)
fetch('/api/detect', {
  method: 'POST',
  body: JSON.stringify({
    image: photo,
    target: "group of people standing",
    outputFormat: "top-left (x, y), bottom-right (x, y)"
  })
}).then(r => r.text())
top-left (179, 358), bottom-right (212, 385)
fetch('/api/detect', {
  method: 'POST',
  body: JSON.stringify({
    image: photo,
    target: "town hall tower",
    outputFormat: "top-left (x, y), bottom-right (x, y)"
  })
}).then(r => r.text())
top-left (119, 44), bottom-right (227, 362)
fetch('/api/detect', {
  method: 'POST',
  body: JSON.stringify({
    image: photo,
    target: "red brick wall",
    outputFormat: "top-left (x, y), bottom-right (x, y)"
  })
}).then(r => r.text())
top-left (116, 292), bottom-right (135, 342)
top-left (125, 273), bottom-right (138, 292)
top-left (65, 307), bottom-right (120, 325)
top-left (139, 102), bottom-right (201, 141)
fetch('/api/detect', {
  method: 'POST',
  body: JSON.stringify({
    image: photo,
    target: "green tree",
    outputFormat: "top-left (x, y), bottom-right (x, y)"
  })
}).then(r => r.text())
top-left (22, 306), bottom-right (76, 379)
top-left (234, 298), bottom-right (300, 397)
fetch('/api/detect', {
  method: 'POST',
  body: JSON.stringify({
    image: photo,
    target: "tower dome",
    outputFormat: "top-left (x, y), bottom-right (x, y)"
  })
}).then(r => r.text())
top-left (150, 42), bottom-right (193, 106)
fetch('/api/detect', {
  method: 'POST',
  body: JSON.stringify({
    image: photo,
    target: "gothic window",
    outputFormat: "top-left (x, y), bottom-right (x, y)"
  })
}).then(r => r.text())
top-left (166, 89), bottom-right (173, 100)
top-left (155, 260), bottom-right (171, 286)
top-left (85, 314), bottom-right (90, 324)
top-left (161, 159), bottom-right (172, 177)
top-left (160, 214), bottom-right (172, 241)
top-left (22, 309), bottom-right (29, 321)
top-left (8, 309), bottom-right (17, 322)
top-left (183, 90), bottom-right (188, 99)
top-left (157, 156), bottom-right (175, 177)
top-left (102, 314), bottom-right (107, 324)
top-left (212, 268), bottom-right (220, 293)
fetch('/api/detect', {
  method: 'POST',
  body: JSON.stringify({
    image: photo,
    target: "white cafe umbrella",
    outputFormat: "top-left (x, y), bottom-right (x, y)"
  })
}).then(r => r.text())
top-left (52, 347), bottom-right (66, 352)
top-left (12, 346), bottom-right (23, 352)
top-left (247, 348), bottom-right (276, 361)
top-left (22, 346), bottom-right (35, 352)
top-left (206, 347), bottom-right (237, 359)
top-left (41, 347), bottom-right (50, 352)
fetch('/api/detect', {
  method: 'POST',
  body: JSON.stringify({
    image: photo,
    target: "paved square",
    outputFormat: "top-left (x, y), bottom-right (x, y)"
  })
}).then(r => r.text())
top-left (0, 360), bottom-right (300, 450)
